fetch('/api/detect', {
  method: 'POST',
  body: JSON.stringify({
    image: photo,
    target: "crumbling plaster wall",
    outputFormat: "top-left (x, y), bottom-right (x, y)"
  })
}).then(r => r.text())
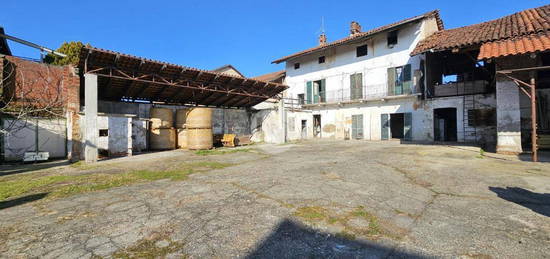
top-left (280, 94), bottom-right (496, 145)
top-left (494, 56), bottom-right (537, 154)
top-left (97, 115), bottom-right (133, 157)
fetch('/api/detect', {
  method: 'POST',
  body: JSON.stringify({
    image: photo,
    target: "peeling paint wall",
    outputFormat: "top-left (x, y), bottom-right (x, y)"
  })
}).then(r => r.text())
top-left (97, 115), bottom-right (133, 157)
top-left (132, 119), bottom-right (147, 153)
top-left (278, 94), bottom-right (497, 146)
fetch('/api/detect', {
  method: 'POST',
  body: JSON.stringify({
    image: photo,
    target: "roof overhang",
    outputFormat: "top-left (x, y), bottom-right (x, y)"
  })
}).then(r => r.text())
top-left (78, 47), bottom-right (288, 108)
top-left (272, 10), bottom-right (442, 64)
top-left (479, 32), bottom-right (550, 60)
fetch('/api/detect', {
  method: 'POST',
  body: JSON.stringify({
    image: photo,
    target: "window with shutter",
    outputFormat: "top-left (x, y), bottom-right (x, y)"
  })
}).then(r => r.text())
top-left (306, 81), bottom-right (312, 104)
top-left (387, 67), bottom-right (396, 96)
top-left (388, 65), bottom-right (412, 96)
top-left (350, 73), bottom-right (363, 100)
top-left (320, 79), bottom-right (326, 103)
top-left (403, 64), bottom-right (412, 94)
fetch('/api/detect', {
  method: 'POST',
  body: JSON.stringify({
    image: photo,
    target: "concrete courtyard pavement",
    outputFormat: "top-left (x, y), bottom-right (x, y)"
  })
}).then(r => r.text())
top-left (1, 140), bottom-right (549, 258)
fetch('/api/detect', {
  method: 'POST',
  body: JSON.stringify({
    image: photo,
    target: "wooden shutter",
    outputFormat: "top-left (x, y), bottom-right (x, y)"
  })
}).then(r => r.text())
top-left (351, 73), bottom-right (363, 100)
top-left (356, 73), bottom-right (363, 99)
top-left (404, 112), bottom-right (412, 140)
top-left (352, 114), bottom-right (364, 139)
top-left (403, 64), bottom-right (412, 94)
top-left (387, 68), bottom-right (395, 96)
top-left (381, 114), bottom-right (390, 140)
top-left (350, 74), bottom-right (356, 100)
top-left (306, 81), bottom-right (312, 104)
top-left (320, 79), bottom-right (326, 103)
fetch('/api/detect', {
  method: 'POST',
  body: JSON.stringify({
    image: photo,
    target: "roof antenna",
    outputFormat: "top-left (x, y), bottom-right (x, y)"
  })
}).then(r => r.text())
top-left (317, 16), bottom-right (325, 35)
top-left (317, 17), bottom-right (327, 45)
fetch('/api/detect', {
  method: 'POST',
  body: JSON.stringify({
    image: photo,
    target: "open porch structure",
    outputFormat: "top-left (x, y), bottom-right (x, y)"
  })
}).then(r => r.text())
top-left (78, 47), bottom-right (287, 162)
top-left (412, 4), bottom-right (550, 161)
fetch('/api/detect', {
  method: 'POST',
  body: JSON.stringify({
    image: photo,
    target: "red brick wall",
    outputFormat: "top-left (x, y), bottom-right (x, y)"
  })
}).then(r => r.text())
top-left (2, 56), bottom-right (80, 112)
top-left (2, 55), bottom-right (81, 159)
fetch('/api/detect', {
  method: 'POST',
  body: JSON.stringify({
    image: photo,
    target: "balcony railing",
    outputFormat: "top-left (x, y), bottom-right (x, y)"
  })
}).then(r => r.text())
top-left (431, 80), bottom-right (490, 97)
top-left (300, 83), bottom-right (418, 106)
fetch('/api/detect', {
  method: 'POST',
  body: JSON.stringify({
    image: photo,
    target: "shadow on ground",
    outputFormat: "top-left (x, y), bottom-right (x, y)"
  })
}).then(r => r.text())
top-left (0, 193), bottom-right (48, 210)
top-left (489, 187), bottom-right (550, 217)
top-left (0, 159), bottom-right (69, 177)
top-left (245, 219), bottom-right (427, 258)
top-left (518, 150), bottom-right (550, 163)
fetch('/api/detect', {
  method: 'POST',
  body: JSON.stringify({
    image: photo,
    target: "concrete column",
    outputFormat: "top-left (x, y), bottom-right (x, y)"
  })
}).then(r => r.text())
top-left (66, 111), bottom-right (73, 160)
top-left (496, 77), bottom-right (523, 154)
top-left (84, 73), bottom-right (98, 162)
top-left (279, 99), bottom-right (286, 143)
top-left (127, 117), bottom-right (133, 156)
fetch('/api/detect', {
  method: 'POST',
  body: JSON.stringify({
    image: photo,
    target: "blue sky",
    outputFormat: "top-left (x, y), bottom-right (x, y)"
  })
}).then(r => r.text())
top-left (2, 1), bottom-right (547, 77)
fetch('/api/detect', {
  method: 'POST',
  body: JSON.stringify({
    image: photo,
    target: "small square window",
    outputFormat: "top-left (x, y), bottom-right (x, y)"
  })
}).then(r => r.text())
top-left (318, 56), bottom-right (325, 64)
top-left (356, 44), bottom-right (368, 57)
top-left (297, 94), bottom-right (305, 105)
top-left (99, 129), bottom-right (109, 137)
top-left (387, 30), bottom-right (398, 47)
top-left (294, 63), bottom-right (300, 69)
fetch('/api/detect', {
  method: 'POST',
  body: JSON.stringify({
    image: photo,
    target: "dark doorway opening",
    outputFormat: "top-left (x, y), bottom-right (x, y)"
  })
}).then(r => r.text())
top-left (301, 120), bottom-right (307, 139)
top-left (390, 113), bottom-right (404, 139)
top-left (434, 108), bottom-right (457, 141)
top-left (313, 115), bottom-right (321, 138)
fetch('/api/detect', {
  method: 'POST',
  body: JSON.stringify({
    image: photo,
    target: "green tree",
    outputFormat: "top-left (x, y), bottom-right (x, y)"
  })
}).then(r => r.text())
top-left (44, 41), bottom-right (90, 66)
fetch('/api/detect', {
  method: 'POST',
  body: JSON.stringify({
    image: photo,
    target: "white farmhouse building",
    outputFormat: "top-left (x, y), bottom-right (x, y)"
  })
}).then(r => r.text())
top-left (256, 5), bottom-right (549, 158)
top-left (271, 11), bottom-right (448, 142)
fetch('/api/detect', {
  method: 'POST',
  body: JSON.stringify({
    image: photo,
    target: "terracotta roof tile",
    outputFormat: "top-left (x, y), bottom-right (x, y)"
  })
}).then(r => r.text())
top-left (478, 31), bottom-right (550, 59)
top-left (273, 10), bottom-right (443, 64)
top-left (252, 70), bottom-right (286, 82)
top-left (412, 4), bottom-right (550, 56)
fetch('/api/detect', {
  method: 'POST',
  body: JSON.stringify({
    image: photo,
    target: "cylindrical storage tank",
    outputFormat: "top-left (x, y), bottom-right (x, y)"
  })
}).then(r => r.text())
top-left (177, 129), bottom-right (188, 149)
top-left (150, 107), bottom-right (174, 129)
top-left (150, 128), bottom-right (176, 150)
top-left (187, 128), bottom-right (213, 150)
top-left (186, 108), bottom-right (212, 129)
top-left (175, 109), bottom-right (188, 128)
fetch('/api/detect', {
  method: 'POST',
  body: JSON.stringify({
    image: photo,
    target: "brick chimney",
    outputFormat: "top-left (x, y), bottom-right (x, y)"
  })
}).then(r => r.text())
top-left (350, 21), bottom-right (361, 36)
top-left (319, 33), bottom-right (327, 45)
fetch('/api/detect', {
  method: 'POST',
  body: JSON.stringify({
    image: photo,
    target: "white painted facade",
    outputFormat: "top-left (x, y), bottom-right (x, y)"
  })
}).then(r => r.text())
top-left (279, 17), bottom-right (447, 142)
top-left (256, 15), bottom-right (501, 148)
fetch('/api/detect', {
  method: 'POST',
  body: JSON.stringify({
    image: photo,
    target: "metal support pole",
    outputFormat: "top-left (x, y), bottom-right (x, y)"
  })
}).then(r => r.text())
top-left (530, 73), bottom-right (538, 162)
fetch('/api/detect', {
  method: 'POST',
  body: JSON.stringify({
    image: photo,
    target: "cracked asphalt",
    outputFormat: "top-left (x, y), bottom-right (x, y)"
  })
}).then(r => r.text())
top-left (1, 140), bottom-right (549, 258)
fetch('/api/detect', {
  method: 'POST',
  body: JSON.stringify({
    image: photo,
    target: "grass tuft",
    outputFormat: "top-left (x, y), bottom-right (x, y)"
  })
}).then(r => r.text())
top-left (293, 206), bottom-right (330, 221)
top-left (0, 161), bottom-right (232, 202)
top-left (293, 205), bottom-right (383, 238)
top-left (194, 148), bottom-right (253, 156)
top-left (112, 233), bottom-right (185, 259)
